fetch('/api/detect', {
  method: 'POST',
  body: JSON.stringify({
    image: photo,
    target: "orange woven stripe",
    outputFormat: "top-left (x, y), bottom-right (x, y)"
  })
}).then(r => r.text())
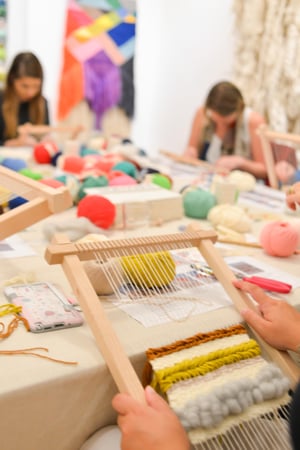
top-left (146, 324), bottom-right (246, 361)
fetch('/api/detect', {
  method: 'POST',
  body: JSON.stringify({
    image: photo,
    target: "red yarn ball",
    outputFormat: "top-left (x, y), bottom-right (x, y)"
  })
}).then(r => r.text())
top-left (60, 155), bottom-right (85, 174)
top-left (77, 195), bottom-right (116, 229)
top-left (260, 220), bottom-right (299, 257)
top-left (33, 142), bottom-right (58, 164)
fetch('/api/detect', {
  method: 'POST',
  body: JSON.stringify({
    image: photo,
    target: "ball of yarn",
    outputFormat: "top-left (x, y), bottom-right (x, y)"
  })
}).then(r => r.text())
top-left (112, 161), bottom-right (137, 179)
top-left (208, 204), bottom-right (252, 233)
top-left (183, 189), bottom-right (216, 219)
top-left (260, 221), bottom-right (299, 257)
top-left (77, 195), bottom-right (116, 229)
top-left (83, 259), bottom-right (124, 295)
top-left (109, 174), bottom-right (137, 186)
top-left (51, 150), bottom-right (63, 166)
top-left (58, 155), bottom-right (85, 174)
top-left (19, 168), bottom-right (43, 180)
top-left (55, 174), bottom-right (81, 202)
top-left (121, 251), bottom-right (176, 288)
top-left (227, 170), bottom-right (256, 192)
top-left (2, 158), bottom-right (27, 171)
top-left (77, 175), bottom-right (108, 201)
top-left (8, 196), bottom-right (28, 209)
top-left (39, 178), bottom-right (65, 188)
top-left (33, 142), bottom-right (58, 164)
top-left (150, 173), bottom-right (173, 190)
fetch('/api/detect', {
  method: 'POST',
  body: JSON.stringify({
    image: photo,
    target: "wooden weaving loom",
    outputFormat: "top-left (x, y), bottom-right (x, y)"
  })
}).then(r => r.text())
top-left (45, 230), bottom-right (300, 449)
top-left (0, 165), bottom-right (73, 241)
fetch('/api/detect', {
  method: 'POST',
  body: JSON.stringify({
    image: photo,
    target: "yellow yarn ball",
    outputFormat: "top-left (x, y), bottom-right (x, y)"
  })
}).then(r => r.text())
top-left (121, 251), bottom-right (176, 288)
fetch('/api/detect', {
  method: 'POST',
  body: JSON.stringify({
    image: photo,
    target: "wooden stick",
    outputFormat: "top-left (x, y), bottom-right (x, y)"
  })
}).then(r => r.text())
top-left (0, 166), bottom-right (73, 241)
top-left (52, 233), bottom-right (146, 402)
top-left (199, 238), bottom-right (300, 388)
top-left (218, 236), bottom-right (300, 254)
top-left (45, 230), bottom-right (300, 390)
top-left (159, 149), bottom-right (218, 171)
top-left (17, 124), bottom-right (84, 139)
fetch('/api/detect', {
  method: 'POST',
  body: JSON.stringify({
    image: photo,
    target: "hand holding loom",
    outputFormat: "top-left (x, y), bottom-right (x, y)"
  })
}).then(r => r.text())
top-left (112, 385), bottom-right (190, 450)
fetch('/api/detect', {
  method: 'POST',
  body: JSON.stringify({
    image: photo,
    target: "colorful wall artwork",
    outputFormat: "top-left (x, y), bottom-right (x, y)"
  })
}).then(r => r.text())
top-left (57, 0), bottom-right (136, 128)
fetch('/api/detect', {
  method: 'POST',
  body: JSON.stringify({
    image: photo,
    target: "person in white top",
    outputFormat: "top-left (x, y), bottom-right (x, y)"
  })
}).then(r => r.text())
top-left (183, 81), bottom-right (267, 179)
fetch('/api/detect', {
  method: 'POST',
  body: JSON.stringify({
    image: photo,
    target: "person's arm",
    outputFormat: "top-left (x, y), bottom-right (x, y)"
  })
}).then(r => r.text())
top-left (183, 107), bottom-right (205, 159)
top-left (233, 279), bottom-right (300, 351)
top-left (215, 111), bottom-right (267, 178)
top-left (286, 182), bottom-right (300, 210)
top-left (112, 385), bottom-right (191, 450)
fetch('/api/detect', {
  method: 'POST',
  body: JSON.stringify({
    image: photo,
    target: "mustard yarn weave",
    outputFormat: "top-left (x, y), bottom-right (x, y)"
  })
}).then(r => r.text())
top-left (121, 251), bottom-right (176, 288)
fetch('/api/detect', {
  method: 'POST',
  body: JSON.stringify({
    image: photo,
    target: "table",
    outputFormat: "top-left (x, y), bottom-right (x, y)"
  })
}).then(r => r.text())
top-left (1, 175), bottom-right (300, 450)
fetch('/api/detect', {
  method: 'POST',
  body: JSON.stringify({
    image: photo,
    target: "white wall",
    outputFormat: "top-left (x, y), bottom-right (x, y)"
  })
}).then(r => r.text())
top-left (132, 0), bottom-right (235, 155)
top-left (6, 0), bottom-right (234, 155)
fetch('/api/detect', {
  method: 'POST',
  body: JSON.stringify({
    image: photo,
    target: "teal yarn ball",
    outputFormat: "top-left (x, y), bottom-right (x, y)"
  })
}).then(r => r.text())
top-left (78, 175), bottom-right (109, 201)
top-left (112, 161), bottom-right (137, 179)
top-left (183, 189), bottom-right (216, 219)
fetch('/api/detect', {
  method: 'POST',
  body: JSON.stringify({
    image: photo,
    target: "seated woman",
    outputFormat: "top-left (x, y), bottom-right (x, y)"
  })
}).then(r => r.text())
top-left (0, 51), bottom-right (49, 147)
top-left (184, 81), bottom-right (267, 179)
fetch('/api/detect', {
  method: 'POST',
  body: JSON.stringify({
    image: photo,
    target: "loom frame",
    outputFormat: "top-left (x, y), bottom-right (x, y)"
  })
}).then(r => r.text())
top-left (257, 124), bottom-right (300, 189)
top-left (0, 165), bottom-right (73, 241)
top-left (45, 230), bottom-right (300, 403)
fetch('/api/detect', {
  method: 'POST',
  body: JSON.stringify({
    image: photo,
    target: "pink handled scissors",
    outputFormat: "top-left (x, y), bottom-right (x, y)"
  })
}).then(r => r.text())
top-left (242, 276), bottom-right (292, 294)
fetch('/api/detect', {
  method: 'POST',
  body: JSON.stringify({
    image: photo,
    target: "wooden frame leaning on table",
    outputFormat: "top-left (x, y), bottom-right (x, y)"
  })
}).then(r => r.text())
top-left (0, 165), bottom-right (73, 241)
top-left (257, 124), bottom-right (300, 190)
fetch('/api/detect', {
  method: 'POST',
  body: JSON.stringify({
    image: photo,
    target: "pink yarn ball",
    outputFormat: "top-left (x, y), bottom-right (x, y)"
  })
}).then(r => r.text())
top-left (77, 195), bottom-right (116, 229)
top-left (260, 221), bottom-right (299, 257)
top-left (39, 178), bottom-right (64, 188)
top-left (109, 174), bottom-right (137, 186)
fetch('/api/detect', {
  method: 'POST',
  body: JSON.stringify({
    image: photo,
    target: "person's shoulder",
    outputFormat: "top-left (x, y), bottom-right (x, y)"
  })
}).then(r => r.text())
top-left (248, 109), bottom-right (265, 127)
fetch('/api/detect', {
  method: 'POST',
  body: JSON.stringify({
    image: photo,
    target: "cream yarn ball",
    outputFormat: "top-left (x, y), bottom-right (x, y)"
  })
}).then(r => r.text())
top-left (227, 170), bottom-right (256, 192)
top-left (83, 259), bottom-right (124, 296)
top-left (208, 204), bottom-right (252, 233)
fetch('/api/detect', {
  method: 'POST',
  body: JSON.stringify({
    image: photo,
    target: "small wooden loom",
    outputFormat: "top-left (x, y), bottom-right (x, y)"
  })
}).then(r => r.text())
top-left (45, 230), bottom-right (300, 449)
top-left (0, 165), bottom-right (73, 241)
top-left (257, 125), bottom-right (300, 190)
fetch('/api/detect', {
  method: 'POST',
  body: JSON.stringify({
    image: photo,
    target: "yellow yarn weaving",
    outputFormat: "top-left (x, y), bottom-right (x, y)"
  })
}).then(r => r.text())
top-left (121, 251), bottom-right (176, 288)
top-left (152, 339), bottom-right (260, 393)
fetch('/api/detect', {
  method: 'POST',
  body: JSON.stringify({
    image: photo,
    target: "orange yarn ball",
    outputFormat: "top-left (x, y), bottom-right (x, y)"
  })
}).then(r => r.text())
top-left (77, 195), bottom-right (116, 229)
top-left (260, 221), bottom-right (299, 257)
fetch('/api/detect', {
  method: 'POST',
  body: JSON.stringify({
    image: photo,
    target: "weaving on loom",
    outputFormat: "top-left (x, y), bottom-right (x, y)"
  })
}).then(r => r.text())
top-left (0, 165), bottom-right (73, 240)
top-left (45, 230), bottom-right (300, 449)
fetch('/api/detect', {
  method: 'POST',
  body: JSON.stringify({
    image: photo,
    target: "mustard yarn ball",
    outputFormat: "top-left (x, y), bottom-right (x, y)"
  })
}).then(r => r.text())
top-left (183, 189), bottom-right (216, 219)
top-left (121, 251), bottom-right (176, 288)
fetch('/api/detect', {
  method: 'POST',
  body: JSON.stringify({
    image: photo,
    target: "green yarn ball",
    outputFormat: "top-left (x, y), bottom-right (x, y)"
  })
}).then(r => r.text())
top-left (19, 168), bottom-right (43, 180)
top-left (151, 173), bottom-right (172, 190)
top-left (183, 189), bottom-right (216, 219)
top-left (112, 161), bottom-right (137, 179)
top-left (78, 175), bottom-right (109, 201)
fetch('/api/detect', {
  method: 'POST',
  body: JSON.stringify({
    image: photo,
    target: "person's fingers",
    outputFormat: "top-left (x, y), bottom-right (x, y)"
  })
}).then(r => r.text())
top-left (144, 385), bottom-right (172, 413)
top-left (240, 308), bottom-right (269, 336)
top-left (112, 392), bottom-right (141, 416)
top-left (233, 279), bottom-right (276, 307)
